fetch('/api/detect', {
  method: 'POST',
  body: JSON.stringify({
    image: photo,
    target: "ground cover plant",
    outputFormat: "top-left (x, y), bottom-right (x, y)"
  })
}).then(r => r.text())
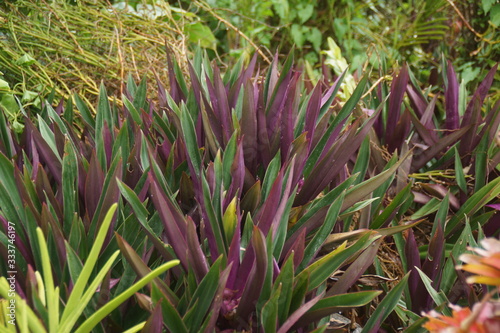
top-left (0, 44), bottom-right (499, 331)
top-left (0, 50), bottom-right (417, 331)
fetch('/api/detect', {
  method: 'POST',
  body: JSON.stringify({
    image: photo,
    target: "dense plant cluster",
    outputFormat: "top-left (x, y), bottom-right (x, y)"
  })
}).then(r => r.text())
top-left (0, 47), bottom-right (499, 331)
top-left (0, 1), bottom-right (499, 332)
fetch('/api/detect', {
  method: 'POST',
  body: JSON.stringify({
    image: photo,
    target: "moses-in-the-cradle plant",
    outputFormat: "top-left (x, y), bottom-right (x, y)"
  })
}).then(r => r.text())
top-left (0, 48), bottom-right (497, 332)
top-left (363, 58), bottom-right (500, 331)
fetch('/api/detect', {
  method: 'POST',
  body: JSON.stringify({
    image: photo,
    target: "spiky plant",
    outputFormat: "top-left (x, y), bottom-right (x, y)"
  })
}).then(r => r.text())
top-left (0, 52), bottom-right (427, 332)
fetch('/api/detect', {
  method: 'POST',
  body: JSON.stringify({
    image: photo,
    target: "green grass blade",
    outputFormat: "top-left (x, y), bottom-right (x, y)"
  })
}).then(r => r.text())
top-left (474, 133), bottom-right (488, 192)
top-left (122, 94), bottom-right (143, 126)
top-left (74, 260), bottom-right (179, 333)
top-left (121, 321), bottom-right (146, 333)
top-left (416, 268), bottom-right (451, 316)
top-left (62, 139), bottom-right (78, 235)
top-left (261, 284), bottom-right (281, 333)
top-left (60, 204), bottom-right (117, 325)
top-left (180, 103), bottom-right (202, 178)
top-left (361, 273), bottom-right (410, 333)
top-left (261, 152), bottom-right (281, 202)
top-left (298, 233), bottom-right (377, 292)
top-left (74, 94), bottom-right (95, 129)
top-left (445, 176), bottom-right (500, 235)
top-left (298, 191), bottom-right (345, 272)
top-left (58, 251), bottom-right (120, 333)
top-left (0, 279), bottom-right (47, 333)
top-left (35, 228), bottom-right (58, 332)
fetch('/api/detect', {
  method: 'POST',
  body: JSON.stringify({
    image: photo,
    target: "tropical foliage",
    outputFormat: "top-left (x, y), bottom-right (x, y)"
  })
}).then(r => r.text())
top-left (0, 0), bottom-right (499, 332)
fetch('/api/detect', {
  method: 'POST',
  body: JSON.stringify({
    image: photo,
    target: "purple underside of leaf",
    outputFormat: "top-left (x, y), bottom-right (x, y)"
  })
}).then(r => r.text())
top-left (156, 142), bottom-right (171, 171)
top-left (473, 99), bottom-right (500, 150)
top-left (387, 65), bottom-right (409, 140)
top-left (298, 108), bottom-right (380, 205)
top-left (487, 204), bottom-right (500, 210)
top-left (149, 173), bottom-right (189, 271)
top-left (282, 228), bottom-right (306, 270)
top-left (461, 64), bottom-right (498, 128)
top-left (196, 111), bottom-right (204, 148)
top-left (487, 100), bottom-right (500, 143)
top-left (316, 117), bottom-right (348, 163)
top-left (202, 85), bottom-right (225, 146)
top-left (35, 168), bottom-right (62, 223)
top-left (84, 153), bottom-right (104, 221)
top-left (102, 123), bottom-right (113, 169)
top-left (29, 136), bottom-right (40, 179)
top-left (419, 184), bottom-right (460, 211)
top-left (203, 264), bottom-right (232, 333)
top-left (241, 81), bottom-right (258, 172)
top-left (421, 224), bottom-right (444, 310)
top-left (483, 212), bottom-right (500, 237)
top-left (236, 227), bottom-right (268, 322)
top-left (327, 238), bottom-right (383, 296)
top-left (155, 73), bottom-right (167, 108)
top-left (26, 120), bottom-right (62, 185)
top-left (388, 108), bottom-right (411, 153)
top-left (212, 66), bottom-right (233, 143)
top-left (407, 81), bottom-right (428, 119)
top-left (295, 123), bottom-right (356, 205)
top-left (413, 191), bottom-right (431, 205)
top-left (256, 163), bottom-right (294, 237)
top-left (189, 68), bottom-right (223, 146)
top-left (488, 150), bottom-right (500, 174)
top-left (95, 161), bottom-right (122, 245)
top-left (310, 110), bottom-right (332, 152)
top-left (226, 222), bottom-right (241, 290)
top-left (266, 55), bottom-right (280, 104)
top-left (233, 241), bottom-right (254, 297)
top-left (304, 84), bottom-right (322, 150)
top-left (445, 61), bottom-right (460, 131)
top-left (266, 70), bottom-right (292, 138)
top-left (0, 214), bottom-right (34, 268)
top-left (459, 65), bottom-right (498, 158)
top-left (411, 125), bottom-right (470, 172)
top-left (280, 74), bottom-right (299, 161)
top-left (186, 217), bottom-right (209, 282)
top-left (228, 54), bottom-right (257, 109)
top-left (225, 139), bottom-right (245, 204)
top-left (459, 100), bottom-right (483, 161)
top-left (289, 134), bottom-right (310, 189)
top-left (166, 50), bottom-right (184, 103)
top-left (54, 99), bottom-right (64, 115)
top-left (282, 204), bottom-right (328, 259)
top-left (277, 294), bottom-right (322, 333)
top-left (257, 98), bottom-right (272, 166)
top-left (409, 109), bottom-right (437, 147)
top-left (320, 71), bottom-right (343, 107)
top-left (405, 229), bottom-right (425, 313)
top-left (42, 205), bottom-right (67, 266)
top-left (142, 301), bottom-right (163, 333)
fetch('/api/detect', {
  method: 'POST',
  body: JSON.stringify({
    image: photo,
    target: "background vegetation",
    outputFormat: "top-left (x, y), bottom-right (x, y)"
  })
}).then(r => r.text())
top-left (0, 0), bottom-right (499, 332)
